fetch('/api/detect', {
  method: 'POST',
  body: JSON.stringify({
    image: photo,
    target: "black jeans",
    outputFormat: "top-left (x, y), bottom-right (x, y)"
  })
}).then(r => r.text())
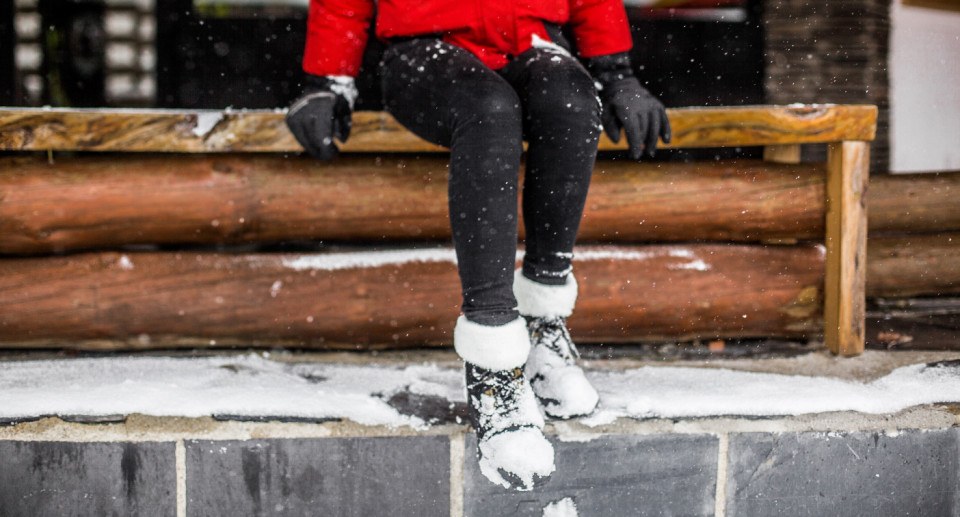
top-left (381, 39), bottom-right (601, 325)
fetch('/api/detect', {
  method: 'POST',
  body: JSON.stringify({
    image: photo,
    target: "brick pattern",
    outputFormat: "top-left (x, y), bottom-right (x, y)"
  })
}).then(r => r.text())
top-left (763, 0), bottom-right (890, 172)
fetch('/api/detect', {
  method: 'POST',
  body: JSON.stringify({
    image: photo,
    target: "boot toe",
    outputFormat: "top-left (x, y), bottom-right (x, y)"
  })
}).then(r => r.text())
top-left (537, 366), bottom-right (600, 419)
top-left (478, 427), bottom-right (556, 491)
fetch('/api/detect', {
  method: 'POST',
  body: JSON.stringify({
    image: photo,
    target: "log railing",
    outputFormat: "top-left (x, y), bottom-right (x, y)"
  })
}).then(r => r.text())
top-left (0, 105), bottom-right (882, 355)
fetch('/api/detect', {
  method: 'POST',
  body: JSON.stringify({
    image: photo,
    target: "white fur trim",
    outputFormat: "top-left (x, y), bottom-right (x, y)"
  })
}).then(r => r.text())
top-left (513, 269), bottom-right (578, 318)
top-left (454, 316), bottom-right (531, 371)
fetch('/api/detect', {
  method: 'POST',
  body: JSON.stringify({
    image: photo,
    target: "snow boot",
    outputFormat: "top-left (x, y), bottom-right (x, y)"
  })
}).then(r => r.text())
top-left (454, 315), bottom-right (555, 491)
top-left (514, 269), bottom-right (600, 418)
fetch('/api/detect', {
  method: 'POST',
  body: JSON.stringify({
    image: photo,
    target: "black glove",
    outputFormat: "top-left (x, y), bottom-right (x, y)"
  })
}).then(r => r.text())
top-left (586, 52), bottom-right (671, 159)
top-left (285, 74), bottom-right (354, 161)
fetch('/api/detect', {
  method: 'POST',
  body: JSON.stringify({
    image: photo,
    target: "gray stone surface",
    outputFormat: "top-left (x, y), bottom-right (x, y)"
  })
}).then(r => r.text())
top-left (186, 436), bottom-right (449, 517)
top-left (464, 433), bottom-right (718, 517)
top-left (727, 429), bottom-right (960, 516)
top-left (0, 441), bottom-right (176, 517)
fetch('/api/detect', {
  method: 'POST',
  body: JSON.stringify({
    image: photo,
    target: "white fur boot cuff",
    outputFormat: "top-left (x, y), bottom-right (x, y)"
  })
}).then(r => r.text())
top-left (513, 269), bottom-right (578, 318)
top-left (453, 316), bottom-right (531, 371)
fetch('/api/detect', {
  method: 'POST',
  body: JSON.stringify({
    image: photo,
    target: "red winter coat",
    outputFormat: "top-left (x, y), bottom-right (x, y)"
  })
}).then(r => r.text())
top-left (303, 0), bottom-right (633, 76)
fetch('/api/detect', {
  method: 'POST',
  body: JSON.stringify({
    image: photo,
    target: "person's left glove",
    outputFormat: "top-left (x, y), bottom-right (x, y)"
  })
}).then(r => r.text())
top-left (586, 52), bottom-right (670, 160)
top-left (286, 74), bottom-right (358, 161)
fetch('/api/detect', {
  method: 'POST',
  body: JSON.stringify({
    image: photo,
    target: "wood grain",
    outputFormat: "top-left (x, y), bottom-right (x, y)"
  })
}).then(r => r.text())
top-left (0, 105), bottom-right (877, 153)
top-left (2, 155), bottom-right (954, 255)
top-left (763, 144), bottom-right (802, 164)
top-left (0, 155), bottom-right (828, 254)
top-left (2, 232), bottom-right (957, 350)
top-left (0, 244), bottom-right (825, 348)
top-left (867, 234), bottom-right (960, 298)
top-left (868, 171), bottom-right (960, 235)
top-left (824, 142), bottom-right (870, 356)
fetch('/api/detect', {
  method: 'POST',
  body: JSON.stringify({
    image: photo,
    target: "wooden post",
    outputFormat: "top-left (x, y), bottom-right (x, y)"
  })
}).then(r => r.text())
top-left (763, 144), bottom-right (801, 164)
top-left (824, 141), bottom-right (870, 355)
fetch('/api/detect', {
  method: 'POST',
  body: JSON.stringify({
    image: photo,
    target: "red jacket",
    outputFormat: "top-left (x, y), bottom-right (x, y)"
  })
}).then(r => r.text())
top-left (303, 0), bottom-right (633, 76)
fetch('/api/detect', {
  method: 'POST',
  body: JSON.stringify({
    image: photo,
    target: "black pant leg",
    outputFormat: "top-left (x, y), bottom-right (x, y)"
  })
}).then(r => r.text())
top-left (499, 50), bottom-right (602, 285)
top-left (381, 39), bottom-right (524, 325)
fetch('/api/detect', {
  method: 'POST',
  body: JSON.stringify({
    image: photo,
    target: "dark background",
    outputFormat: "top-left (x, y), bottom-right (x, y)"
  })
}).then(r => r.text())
top-left (154, 0), bottom-right (764, 112)
top-left (0, 0), bottom-right (14, 106)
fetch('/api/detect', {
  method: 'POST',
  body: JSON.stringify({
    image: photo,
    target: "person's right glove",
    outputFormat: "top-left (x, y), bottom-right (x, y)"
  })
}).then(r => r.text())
top-left (285, 74), bottom-right (357, 161)
top-left (586, 52), bottom-right (671, 160)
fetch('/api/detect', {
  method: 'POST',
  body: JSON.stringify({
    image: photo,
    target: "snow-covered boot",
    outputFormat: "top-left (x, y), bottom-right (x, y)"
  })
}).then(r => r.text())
top-left (514, 269), bottom-right (600, 418)
top-left (454, 315), bottom-right (555, 491)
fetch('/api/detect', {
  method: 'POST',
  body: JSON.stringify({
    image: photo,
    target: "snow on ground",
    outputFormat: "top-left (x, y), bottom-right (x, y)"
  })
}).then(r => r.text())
top-left (1, 354), bottom-right (959, 426)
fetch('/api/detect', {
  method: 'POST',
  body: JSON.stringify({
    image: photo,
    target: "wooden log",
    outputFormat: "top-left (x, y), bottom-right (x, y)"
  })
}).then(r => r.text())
top-left (0, 244), bottom-right (825, 349)
top-left (866, 234), bottom-right (960, 298)
top-left (824, 142), bottom-right (870, 356)
top-left (868, 171), bottom-right (960, 235)
top-left (3, 154), bottom-right (956, 256)
top-left (0, 155), bottom-right (827, 254)
top-left (0, 105), bottom-right (877, 153)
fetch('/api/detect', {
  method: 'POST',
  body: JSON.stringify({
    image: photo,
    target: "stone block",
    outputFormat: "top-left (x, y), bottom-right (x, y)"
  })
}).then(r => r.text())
top-left (186, 436), bottom-right (449, 516)
top-left (727, 429), bottom-right (960, 516)
top-left (0, 441), bottom-right (176, 517)
top-left (464, 433), bottom-right (718, 517)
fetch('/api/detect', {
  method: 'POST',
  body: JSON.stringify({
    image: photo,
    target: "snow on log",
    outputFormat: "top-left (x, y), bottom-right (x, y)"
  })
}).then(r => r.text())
top-left (0, 105), bottom-right (876, 153)
top-left (0, 244), bottom-right (826, 349)
top-left (2, 155), bottom-right (954, 255)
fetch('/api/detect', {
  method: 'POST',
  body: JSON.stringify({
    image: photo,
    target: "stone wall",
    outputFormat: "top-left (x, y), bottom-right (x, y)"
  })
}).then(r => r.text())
top-left (763, 0), bottom-right (890, 172)
top-left (2, 409), bottom-right (959, 516)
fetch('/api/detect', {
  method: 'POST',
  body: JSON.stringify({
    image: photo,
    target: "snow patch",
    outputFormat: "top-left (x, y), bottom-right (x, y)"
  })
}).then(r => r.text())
top-left (530, 34), bottom-right (571, 57)
top-left (542, 497), bottom-right (579, 517)
top-left (669, 259), bottom-right (710, 271)
top-left (0, 355), bottom-right (463, 427)
top-left (282, 248), bottom-right (458, 271)
top-left (2, 357), bottom-right (959, 428)
top-left (479, 428), bottom-right (555, 491)
top-left (581, 362), bottom-right (960, 426)
top-left (192, 112), bottom-right (223, 137)
top-left (118, 255), bottom-right (134, 270)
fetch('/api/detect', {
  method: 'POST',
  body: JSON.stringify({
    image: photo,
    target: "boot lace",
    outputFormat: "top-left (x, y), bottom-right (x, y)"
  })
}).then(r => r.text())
top-left (526, 317), bottom-right (580, 362)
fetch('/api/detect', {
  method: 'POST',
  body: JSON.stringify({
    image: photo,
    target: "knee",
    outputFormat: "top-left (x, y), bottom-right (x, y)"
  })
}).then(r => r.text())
top-left (527, 65), bottom-right (601, 129)
top-left (458, 83), bottom-right (522, 133)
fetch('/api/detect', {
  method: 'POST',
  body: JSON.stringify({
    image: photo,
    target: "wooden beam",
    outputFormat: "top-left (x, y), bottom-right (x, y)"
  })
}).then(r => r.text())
top-left (0, 105), bottom-right (878, 153)
top-left (0, 245), bottom-right (825, 348)
top-left (763, 144), bottom-right (802, 164)
top-left (824, 141), bottom-right (870, 356)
